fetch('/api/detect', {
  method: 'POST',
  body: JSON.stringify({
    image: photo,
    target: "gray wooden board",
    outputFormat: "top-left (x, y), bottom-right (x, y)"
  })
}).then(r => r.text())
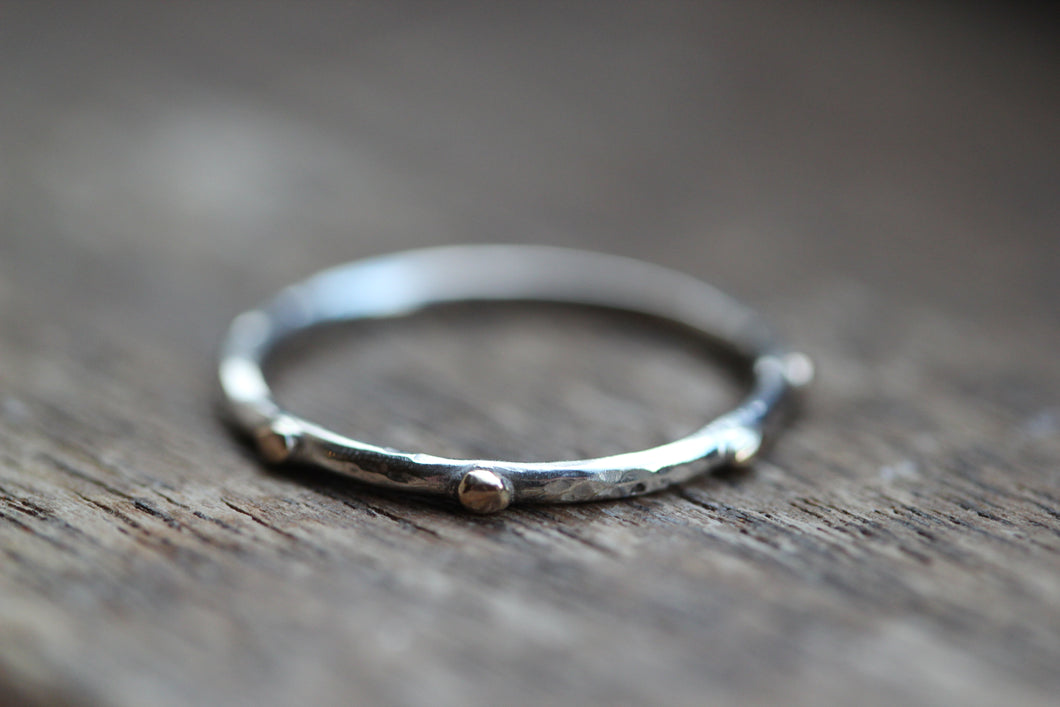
top-left (1, 2), bottom-right (1058, 705)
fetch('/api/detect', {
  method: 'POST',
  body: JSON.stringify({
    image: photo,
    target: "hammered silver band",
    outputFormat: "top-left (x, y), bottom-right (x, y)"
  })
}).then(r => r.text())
top-left (218, 245), bottom-right (811, 513)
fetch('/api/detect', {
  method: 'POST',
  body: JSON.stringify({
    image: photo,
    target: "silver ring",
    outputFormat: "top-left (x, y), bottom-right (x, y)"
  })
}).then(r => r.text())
top-left (218, 245), bottom-right (812, 513)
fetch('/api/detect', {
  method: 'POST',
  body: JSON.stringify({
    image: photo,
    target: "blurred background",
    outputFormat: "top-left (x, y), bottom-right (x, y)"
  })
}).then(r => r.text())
top-left (2, 1), bottom-right (1056, 320)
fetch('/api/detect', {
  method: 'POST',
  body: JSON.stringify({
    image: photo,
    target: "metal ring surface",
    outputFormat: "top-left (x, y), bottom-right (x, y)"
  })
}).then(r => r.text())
top-left (218, 245), bottom-right (812, 513)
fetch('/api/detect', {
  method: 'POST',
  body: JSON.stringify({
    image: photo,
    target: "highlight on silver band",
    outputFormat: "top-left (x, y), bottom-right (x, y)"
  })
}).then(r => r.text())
top-left (218, 245), bottom-right (812, 513)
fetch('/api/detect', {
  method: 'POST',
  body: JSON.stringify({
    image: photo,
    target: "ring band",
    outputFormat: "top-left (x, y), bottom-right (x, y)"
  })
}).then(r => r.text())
top-left (218, 245), bottom-right (811, 513)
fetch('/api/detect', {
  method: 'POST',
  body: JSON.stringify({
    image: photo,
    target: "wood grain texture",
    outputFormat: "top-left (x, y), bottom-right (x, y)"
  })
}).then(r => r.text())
top-left (1, 2), bottom-right (1058, 705)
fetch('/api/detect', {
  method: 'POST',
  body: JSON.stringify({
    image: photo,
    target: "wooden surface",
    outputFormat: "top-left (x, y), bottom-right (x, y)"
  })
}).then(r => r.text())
top-left (1, 2), bottom-right (1059, 705)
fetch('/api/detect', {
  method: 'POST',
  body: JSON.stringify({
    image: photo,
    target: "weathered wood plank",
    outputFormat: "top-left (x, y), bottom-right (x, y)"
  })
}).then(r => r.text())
top-left (1, 2), bottom-right (1058, 705)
